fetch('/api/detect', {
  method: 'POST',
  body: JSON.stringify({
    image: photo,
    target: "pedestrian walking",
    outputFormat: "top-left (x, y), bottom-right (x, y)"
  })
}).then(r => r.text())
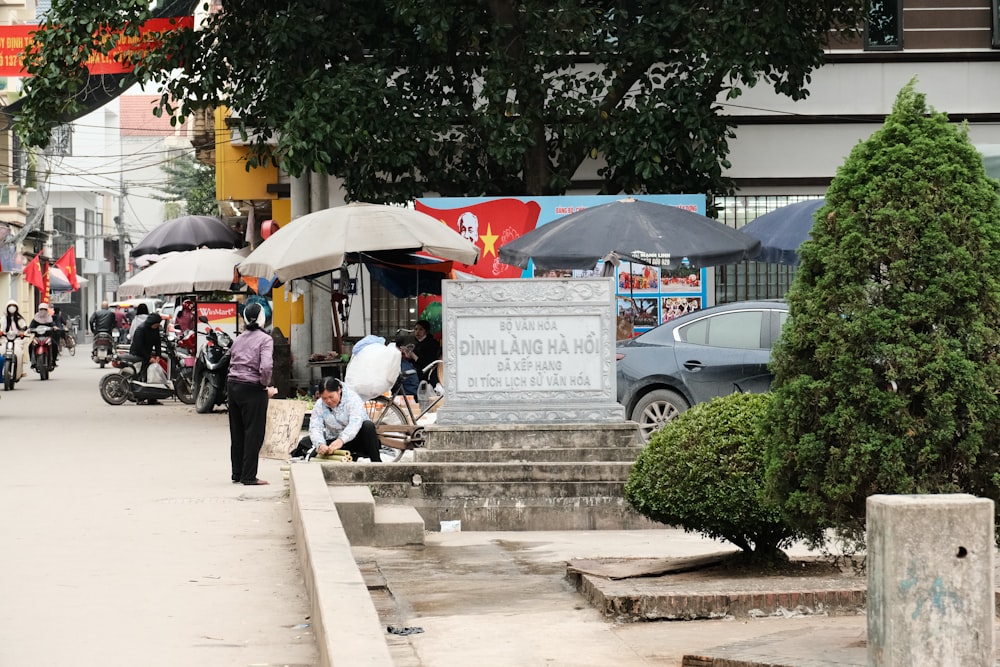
top-left (227, 302), bottom-right (277, 485)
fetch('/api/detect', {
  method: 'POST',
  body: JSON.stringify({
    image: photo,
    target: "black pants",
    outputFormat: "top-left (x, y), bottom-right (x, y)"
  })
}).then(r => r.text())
top-left (228, 380), bottom-right (269, 483)
top-left (294, 420), bottom-right (382, 462)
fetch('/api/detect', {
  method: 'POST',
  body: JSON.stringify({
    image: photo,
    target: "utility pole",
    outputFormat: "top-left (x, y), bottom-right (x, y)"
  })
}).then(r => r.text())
top-left (114, 178), bottom-right (128, 285)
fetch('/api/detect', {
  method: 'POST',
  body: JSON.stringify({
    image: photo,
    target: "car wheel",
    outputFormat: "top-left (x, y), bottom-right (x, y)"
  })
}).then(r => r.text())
top-left (631, 389), bottom-right (688, 442)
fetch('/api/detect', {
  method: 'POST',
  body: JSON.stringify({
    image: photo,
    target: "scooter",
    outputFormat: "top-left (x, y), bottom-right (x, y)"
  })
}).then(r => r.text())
top-left (165, 325), bottom-right (196, 405)
top-left (90, 329), bottom-right (118, 368)
top-left (28, 325), bottom-right (57, 381)
top-left (98, 325), bottom-right (196, 406)
top-left (3, 329), bottom-right (23, 391)
top-left (99, 356), bottom-right (175, 405)
top-left (193, 315), bottom-right (233, 414)
top-left (91, 330), bottom-right (115, 368)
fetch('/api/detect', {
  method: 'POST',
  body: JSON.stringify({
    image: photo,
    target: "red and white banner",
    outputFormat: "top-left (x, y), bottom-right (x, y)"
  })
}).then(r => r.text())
top-left (0, 16), bottom-right (194, 77)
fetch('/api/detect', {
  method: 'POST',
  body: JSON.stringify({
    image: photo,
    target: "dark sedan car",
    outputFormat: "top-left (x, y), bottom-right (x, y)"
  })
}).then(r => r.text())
top-left (616, 300), bottom-right (789, 441)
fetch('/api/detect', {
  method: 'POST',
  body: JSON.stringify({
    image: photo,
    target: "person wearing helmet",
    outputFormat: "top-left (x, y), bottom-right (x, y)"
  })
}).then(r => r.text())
top-left (29, 302), bottom-right (60, 366)
top-left (1, 300), bottom-right (28, 380)
top-left (174, 298), bottom-right (196, 333)
top-left (226, 302), bottom-right (278, 485)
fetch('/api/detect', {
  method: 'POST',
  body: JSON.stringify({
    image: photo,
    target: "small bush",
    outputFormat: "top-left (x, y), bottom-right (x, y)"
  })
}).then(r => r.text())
top-left (625, 392), bottom-right (819, 562)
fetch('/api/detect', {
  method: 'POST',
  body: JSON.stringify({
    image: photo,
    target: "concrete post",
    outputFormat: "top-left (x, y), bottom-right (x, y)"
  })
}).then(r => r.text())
top-left (867, 493), bottom-right (994, 666)
top-left (307, 172), bottom-right (334, 356)
top-left (289, 173), bottom-right (311, 386)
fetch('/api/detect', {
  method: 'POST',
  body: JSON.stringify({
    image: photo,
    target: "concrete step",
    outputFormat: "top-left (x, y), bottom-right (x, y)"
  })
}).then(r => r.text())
top-left (379, 496), bottom-right (660, 531)
top-left (372, 505), bottom-right (425, 547)
top-left (328, 484), bottom-right (425, 546)
top-left (424, 422), bottom-right (640, 450)
top-left (325, 461), bottom-right (634, 484)
top-left (414, 446), bottom-right (643, 463)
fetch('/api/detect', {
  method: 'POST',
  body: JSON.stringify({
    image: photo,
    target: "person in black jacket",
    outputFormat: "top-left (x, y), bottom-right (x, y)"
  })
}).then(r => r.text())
top-left (129, 312), bottom-right (162, 386)
top-left (89, 301), bottom-right (116, 335)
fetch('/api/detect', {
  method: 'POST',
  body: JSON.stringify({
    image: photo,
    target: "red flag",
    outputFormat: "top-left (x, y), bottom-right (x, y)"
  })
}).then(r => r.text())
top-left (41, 265), bottom-right (51, 305)
top-left (23, 255), bottom-right (44, 291)
top-left (55, 247), bottom-right (79, 291)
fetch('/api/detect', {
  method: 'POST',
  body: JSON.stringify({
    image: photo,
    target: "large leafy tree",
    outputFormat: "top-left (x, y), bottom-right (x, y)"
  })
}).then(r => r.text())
top-left (17, 1), bottom-right (864, 203)
top-left (152, 153), bottom-right (217, 217)
top-left (763, 82), bottom-right (1000, 543)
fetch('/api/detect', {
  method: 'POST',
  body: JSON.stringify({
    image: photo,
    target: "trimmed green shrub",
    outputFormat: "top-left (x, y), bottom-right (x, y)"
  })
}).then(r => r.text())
top-left (764, 81), bottom-right (1000, 543)
top-left (625, 392), bottom-right (817, 561)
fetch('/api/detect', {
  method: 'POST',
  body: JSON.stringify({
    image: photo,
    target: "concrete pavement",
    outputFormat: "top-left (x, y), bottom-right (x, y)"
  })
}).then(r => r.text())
top-left (0, 346), bottom-right (920, 667)
top-left (0, 350), bottom-right (317, 667)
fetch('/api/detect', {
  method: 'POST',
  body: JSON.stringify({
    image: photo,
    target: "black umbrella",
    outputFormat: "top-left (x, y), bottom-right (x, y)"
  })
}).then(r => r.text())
top-left (130, 215), bottom-right (242, 257)
top-left (497, 198), bottom-right (760, 271)
top-left (739, 199), bottom-right (825, 266)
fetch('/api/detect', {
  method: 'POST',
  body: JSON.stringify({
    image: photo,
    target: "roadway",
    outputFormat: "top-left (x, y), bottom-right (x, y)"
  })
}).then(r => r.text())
top-left (0, 348), bottom-right (317, 666)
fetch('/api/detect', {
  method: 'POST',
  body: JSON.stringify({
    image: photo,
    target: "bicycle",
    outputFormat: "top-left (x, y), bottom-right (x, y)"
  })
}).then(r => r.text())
top-left (366, 360), bottom-right (444, 462)
top-left (61, 317), bottom-right (79, 357)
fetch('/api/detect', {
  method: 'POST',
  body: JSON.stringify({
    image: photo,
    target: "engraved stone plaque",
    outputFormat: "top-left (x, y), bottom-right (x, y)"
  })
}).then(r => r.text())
top-left (435, 278), bottom-right (626, 424)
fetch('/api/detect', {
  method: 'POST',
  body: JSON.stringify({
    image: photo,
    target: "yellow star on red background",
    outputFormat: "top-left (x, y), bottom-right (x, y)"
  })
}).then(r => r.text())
top-left (480, 224), bottom-right (499, 258)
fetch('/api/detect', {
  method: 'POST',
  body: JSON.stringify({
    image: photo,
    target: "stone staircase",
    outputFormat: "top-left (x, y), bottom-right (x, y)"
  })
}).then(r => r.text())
top-left (327, 484), bottom-right (425, 547)
top-left (320, 421), bottom-right (660, 532)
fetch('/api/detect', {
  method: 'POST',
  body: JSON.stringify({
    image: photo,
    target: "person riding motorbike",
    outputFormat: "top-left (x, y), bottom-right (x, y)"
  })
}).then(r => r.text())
top-left (1, 300), bottom-right (28, 380)
top-left (51, 307), bottom-right (68, 353)
top-left (90, 300), bottom-right (116, 336)
top-left (29, 303), bottom-right (59, 367)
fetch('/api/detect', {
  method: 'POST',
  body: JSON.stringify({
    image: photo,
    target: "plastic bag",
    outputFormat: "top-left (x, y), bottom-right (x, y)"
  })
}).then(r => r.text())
top-left (147, 361), bottom-right (168, 385)
top-left (345, 342), bottom-right (400, 399)
top-left (351, 334), bottom-right (385, 357)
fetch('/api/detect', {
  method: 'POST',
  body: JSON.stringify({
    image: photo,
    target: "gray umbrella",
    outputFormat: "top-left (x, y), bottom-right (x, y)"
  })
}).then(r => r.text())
top-left (497, 198), bottom-right (760, 271)
top-left (739, 199), bottom-right (825, 266)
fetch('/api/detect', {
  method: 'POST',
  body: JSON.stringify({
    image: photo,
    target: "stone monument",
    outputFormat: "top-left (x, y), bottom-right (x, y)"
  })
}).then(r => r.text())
top-left (428, 278), bottom-right (637, 449)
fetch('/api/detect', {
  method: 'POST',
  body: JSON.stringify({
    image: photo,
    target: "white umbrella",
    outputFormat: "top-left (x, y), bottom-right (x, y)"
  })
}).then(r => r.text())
top-left (117, 247), bottom-right (250, 297)
top-left (49, 266), bottom-right (90, 292)
top-left (237, 202), bottom-right (480, 282)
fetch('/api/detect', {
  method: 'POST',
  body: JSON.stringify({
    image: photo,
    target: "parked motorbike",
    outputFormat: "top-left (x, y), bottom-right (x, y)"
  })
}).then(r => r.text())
top-left (91, 330), bottom-right (116, 368)
top-left (193, 315), bottom-right (233, 414)
top-left (2, 329), bottom-right (23, 391)
top-left (165, 325), bottom-right (196, 404)
top-left (28, 325), bottom-right (57, 381)
top-left (98, 325), bottom-right (196, 406)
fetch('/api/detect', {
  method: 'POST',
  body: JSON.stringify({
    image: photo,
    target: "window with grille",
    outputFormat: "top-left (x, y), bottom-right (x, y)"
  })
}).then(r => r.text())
top-left (85, 209), bottom-right (98, 261)
top-left (49, 124), bottom-right (72, 157)
top-left (714, 195), bottom-right (822, 304)
top-left (369, 278), bottom-right (418, 340)
top-left (52, 207), bottom-right (75, 258)
top-left (866, 0), bottom-right (902, 50)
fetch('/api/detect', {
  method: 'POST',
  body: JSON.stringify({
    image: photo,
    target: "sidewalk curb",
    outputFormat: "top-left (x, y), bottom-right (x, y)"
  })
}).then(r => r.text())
top-left (290, 464), bottom-right (394, 667)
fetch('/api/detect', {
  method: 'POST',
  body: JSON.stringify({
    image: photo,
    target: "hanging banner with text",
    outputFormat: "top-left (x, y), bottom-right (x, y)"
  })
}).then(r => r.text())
top-left (0, 17), bottom-right (194, 77)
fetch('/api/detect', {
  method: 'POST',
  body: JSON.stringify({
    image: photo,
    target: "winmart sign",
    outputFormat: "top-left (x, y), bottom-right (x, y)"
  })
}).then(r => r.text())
top-left (0, 17), bottom-right (193, 76)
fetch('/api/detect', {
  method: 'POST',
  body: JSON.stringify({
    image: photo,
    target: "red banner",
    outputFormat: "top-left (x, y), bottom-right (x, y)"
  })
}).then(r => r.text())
top-left (415, 198), bottom-right (541, 280)
top-left (0, 17), bottom-right (193, 77)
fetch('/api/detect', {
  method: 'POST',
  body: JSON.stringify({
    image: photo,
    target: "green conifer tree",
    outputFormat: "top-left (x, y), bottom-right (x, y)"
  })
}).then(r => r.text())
top-left (764, 81), bottom-right (1000, 542)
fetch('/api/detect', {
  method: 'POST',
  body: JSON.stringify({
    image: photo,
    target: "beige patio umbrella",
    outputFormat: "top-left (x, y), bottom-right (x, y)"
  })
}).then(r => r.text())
top-left (117, 247), bottom-right (250, 297)
top-left (237, 202), bottom-right (480, 283)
